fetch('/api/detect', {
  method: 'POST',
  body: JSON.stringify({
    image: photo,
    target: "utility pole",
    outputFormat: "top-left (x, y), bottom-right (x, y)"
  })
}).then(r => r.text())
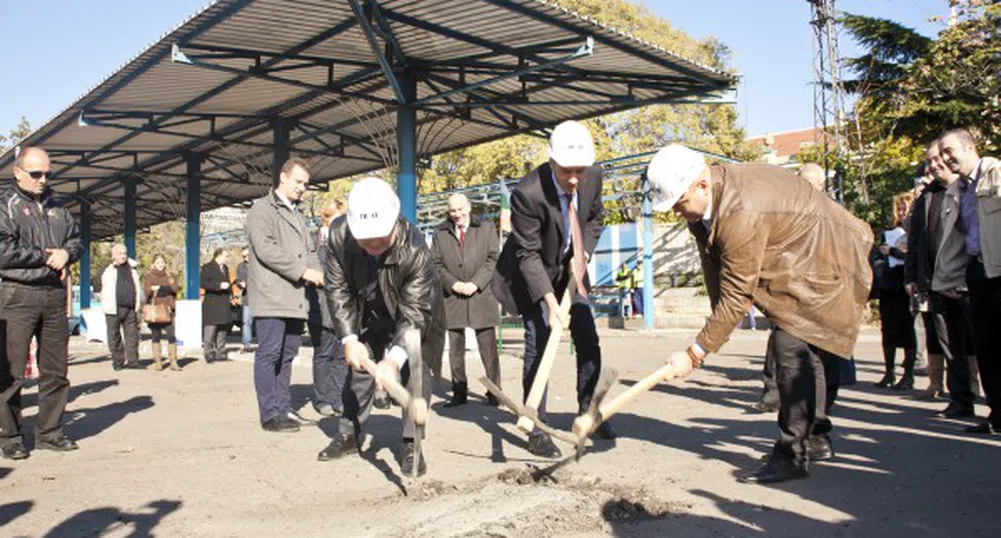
top-left (808, 0), bottom-right (848, 202)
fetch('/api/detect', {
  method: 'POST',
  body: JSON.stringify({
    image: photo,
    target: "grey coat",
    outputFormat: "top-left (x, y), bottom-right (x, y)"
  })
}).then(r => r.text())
top-left (245, 191), bottom-right (315, 320)
top-left (431, 216), bottom-right (500, 329)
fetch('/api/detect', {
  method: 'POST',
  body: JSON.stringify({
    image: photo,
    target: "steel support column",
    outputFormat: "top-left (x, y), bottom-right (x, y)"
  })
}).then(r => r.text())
top-left (79, 202), bottom-right (92, 309)
top-left (185, 153), bottom-right (202, 300)
top-left (642, 175), bottom-right (655, 329)
top-left (272, 118), bottom-right (290, 187)
top-left (124, 178), bottom-right (137, 258)
top-left (397, 74), bottom-right (417, 222)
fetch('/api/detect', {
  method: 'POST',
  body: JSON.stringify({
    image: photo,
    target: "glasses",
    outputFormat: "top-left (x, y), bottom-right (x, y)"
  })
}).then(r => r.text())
top-left (21, 170), bottom-right (52, 180)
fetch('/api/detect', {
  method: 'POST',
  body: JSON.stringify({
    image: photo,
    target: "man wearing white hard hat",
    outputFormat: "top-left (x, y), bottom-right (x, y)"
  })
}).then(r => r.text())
top-left (493, 120), bottom-right (614, 459)
top-left (646, 144), bottom-right (873, 483)
top-left (319, 177), bottom-right (444, 477)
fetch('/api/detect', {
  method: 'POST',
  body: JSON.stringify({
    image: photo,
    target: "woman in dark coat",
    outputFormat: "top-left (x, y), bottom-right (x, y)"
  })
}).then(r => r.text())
top-left (144, 254), bottom-right (181, 371)
top-left (875, 192), bottom-right (918, 389)
top-left (201, 248), bottom-right (233, 363)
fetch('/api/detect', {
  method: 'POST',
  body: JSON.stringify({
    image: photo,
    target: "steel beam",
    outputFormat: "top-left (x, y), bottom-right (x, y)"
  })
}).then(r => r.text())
top-left (272, 118), bottom-right (291, 188)
top-left (348, 0), bottom-right (406, 103)
top-left (641, 174), bottom-right (654, 329)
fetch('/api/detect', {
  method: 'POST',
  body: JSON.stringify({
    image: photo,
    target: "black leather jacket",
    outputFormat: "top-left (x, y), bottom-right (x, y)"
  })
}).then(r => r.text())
top-left (323, 215), bottom-right (444, 374)
top-left (0, 184), bottom-right (83, 287)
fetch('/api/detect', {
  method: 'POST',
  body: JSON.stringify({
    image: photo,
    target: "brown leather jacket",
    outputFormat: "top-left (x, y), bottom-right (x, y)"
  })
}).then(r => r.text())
top-left (690, 163), bottom-right (874, 358)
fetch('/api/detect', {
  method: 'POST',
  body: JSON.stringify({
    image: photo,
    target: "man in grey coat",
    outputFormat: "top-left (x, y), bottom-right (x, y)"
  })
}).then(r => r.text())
top-left (246, 157), bottom-right (325, 433)
top-left (432, 193), bottom-right (501, 407)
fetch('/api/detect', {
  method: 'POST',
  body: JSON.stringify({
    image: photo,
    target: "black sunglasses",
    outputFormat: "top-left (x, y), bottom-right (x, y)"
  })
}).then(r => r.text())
top-left (21, 170), bottom-right (52, 180)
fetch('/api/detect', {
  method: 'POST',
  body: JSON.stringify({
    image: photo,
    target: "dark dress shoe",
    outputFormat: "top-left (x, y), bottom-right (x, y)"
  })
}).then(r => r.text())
top-left (939, 403), bottom-right (975, 419)
top-left (443, 392), bottom-right (468, 408)
top-left (751, 400), bottom-right (779, 413)
top-left (739, 455), bottom-right (809, 484)
top-left (1, 441), bottom-right (29, 460)
top-left (485, 393), bottom-right (499, 407)
top-left (874, 374), bottom-right (895, 388)
top-left (318, 433), bottom-right (359, 461)
top-left (400, 440), bottom-right (427, 477)
top-left (892, 376), bottom-right (914, 390)
top-left (123, 362), bottom-right (144, 370)
top-left (262, 417), bottom-right (300, 433)
top-left (112, 363), bottom-right (124, 371)
top-left (594, 421), bottom-right (617, 440)
top-left (527, 432), bottom-right (562, 459)
top-left (285, 411), bottom-right (317, 426)
top-left (36, 435), bottom-right (79, 452)
top-left (314, 403), bottom-right (342, 418)
top-left (964, 422), bottom-right (998, 435)
top-left (809, 436), bottom-right (834, 461)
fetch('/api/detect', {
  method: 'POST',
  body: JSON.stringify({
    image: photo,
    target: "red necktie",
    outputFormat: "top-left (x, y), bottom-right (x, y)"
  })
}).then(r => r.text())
top-left (566, 193), bottom-right (587, 294)
top-left (459, 227), bottom-right (465, 249)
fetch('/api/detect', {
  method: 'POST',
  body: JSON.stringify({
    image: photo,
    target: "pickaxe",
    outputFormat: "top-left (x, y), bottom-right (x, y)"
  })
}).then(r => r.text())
top-left (356, 353), bottom-right (428, 478)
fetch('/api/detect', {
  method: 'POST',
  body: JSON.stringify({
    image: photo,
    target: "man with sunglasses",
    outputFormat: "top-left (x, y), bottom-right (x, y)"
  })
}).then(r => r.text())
top-left (0, 147), bottom-right (84, 460)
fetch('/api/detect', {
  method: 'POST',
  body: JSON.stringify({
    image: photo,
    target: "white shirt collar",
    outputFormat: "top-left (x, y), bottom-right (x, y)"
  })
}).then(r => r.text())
top-left (274, 189), bottom-right (295, 211)
top-left (701, 195), bottom-right (713, 231)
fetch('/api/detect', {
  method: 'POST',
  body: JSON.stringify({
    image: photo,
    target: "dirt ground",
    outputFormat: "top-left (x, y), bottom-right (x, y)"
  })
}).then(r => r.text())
top-left (2, 327), bottom-right (999, 537)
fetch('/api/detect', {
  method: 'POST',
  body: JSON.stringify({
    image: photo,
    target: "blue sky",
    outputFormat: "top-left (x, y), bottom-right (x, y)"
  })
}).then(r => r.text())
top-left (0, 0), bottom-right (949, 141)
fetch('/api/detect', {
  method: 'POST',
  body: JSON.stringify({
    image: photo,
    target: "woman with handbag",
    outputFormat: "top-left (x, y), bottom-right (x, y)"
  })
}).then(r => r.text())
top-left (144, 255), bottom-right (181, 371)
top-left (874, 192), bottom-right (918, 389)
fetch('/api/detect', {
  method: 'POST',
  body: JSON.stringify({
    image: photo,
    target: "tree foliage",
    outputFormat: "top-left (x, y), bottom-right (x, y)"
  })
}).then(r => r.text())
top-left (832, 0), bottom-right (1000, 230)
top-left (0, 117), bottom-right (32, 156)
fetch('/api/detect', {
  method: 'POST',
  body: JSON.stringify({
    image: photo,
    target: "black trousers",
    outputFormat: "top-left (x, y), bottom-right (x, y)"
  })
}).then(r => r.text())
top-left (202, 324), bottom-right (230, 362)
top-left (927, 291), bottom-right (975, 411)
top-left (967, 259), bottom-right (1001, 427)
top-left (521, 294), bottom-right (601, 425)
top-left (770, 328), bottom-right (840, 462)
top-left (106, 306), bottom-right (140, 367)
top-left (149, 321), bottom-right (176, 345)
top-left (0, 284), bottom-right (71, 444)
top-left (760, 330), bottom-right (840, 418)
top-left (309, 323), bottom-right (347, 412)
top-left (337, 329), bottom-right (432, 439)
top-left (448, 327), bottom-right (501, 388)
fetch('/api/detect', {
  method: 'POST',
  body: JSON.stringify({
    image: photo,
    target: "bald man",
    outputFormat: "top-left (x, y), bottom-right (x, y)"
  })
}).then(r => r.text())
top-left (431, 193), bottom-right (502, 407)
top-left (0, 147), bottom-right (84, 459)
top-left (798, 163), bottom-right (827, 192)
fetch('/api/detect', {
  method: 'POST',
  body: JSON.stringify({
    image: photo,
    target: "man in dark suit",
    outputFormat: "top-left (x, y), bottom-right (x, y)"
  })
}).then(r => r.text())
top-left (493, 120), bottom-right (614, 459)
top-left (432, 193), bottom-right (502, 407)
top-left (200, 249), bottom-right (232, 364)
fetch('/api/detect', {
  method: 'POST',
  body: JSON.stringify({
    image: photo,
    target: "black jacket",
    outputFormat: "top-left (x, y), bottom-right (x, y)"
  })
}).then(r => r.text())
top-left (0, 184), bottom-right (83, 287)
top-left (904, 181), bottom-right (945, 293)
top-left (492, 162), bottom-right (604, 315)
top-left (323, 215), bottom-right (445, 375)
top-left (200, 261), bottom-right (232, 326)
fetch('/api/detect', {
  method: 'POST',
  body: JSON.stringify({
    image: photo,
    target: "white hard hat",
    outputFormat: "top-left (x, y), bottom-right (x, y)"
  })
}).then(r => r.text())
top-left (646, 144), bottom-right (707, 212)
top-left (346, 177), bottom-right (400, 240)
top-left (548, 120), bottom-right (595, 168)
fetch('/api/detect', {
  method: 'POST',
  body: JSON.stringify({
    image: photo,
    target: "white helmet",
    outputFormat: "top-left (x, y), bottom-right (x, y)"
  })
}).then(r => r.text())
top-left (646, 144), bottom-right (707, 212)
top-left (548, 120), bottom-right (595, 168)
top-left (346, 177), bottom-right (400, 240)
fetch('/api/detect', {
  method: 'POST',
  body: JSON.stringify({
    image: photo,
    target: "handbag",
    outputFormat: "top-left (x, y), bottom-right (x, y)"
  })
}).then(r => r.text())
top-left (143, 294), bottom-right (172, 324)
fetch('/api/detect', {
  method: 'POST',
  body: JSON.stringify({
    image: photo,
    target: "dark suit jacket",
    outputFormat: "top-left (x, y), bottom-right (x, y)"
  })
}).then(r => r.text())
top-left (432, 216), bottom-right (501, 329)
top-left (492, 162), bottom-right (604, 315)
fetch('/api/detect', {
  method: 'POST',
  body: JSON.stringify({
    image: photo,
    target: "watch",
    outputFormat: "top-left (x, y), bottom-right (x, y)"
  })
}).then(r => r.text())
top-left (686, 346), bottom-right (704, 368)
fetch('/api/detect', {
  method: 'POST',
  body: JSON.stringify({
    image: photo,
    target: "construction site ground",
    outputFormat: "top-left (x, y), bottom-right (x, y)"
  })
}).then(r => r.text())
top-left (3, 327), bottom-right (999, 537)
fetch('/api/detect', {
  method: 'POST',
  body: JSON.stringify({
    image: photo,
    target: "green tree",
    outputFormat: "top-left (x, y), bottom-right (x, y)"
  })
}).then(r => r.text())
top-left (0, 117), bottom-right (32, 155)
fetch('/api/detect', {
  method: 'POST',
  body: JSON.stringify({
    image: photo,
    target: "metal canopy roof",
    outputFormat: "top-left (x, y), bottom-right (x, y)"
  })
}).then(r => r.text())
top-left (0, 0), bottom-right (736, 239)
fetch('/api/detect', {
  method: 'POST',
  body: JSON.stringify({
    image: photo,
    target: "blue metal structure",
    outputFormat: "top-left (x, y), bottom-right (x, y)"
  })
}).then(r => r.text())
top-left (79, 203), bottom-right (92, 309)
top-left (124, 178), bottom-right (137, 258)
top-left (185, 153), bottom-right (202, 300)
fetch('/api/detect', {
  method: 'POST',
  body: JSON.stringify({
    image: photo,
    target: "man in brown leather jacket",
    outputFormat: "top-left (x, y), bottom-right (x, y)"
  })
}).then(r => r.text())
top-left (646, 145), bottom-right (874, 483)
